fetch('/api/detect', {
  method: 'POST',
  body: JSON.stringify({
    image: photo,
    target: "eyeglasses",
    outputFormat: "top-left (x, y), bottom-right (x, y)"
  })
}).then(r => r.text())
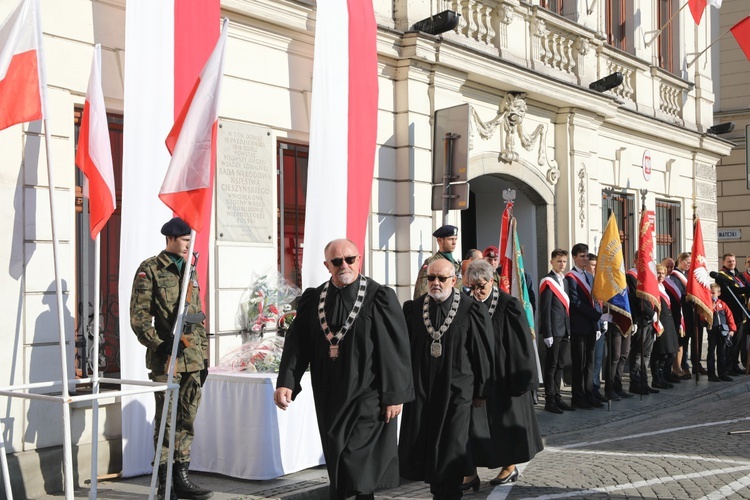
top-left (329, 256), bottom-right (358, 267)
top-left (467, 282), bottom-right (489, 291)
top-left (426, 275), bottom-right (455, 283)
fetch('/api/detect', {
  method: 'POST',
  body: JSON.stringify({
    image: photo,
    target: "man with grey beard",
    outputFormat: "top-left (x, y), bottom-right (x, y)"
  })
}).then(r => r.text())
top-left (399, 259), bottom-right (493, 499)
top-left (275, 238), bottom-right (414, 500)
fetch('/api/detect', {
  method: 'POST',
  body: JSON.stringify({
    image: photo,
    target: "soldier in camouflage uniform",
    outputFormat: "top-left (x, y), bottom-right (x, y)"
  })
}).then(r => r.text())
top-left (130, 217), bottom-right (212, 500)
top-left (413, 225), bottom-right (462, 299)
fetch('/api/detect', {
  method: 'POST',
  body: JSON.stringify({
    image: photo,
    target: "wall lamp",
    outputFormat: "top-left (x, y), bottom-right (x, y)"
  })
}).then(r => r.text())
top-left (589, 72), bottom-right (623, 93)
top-left (707, 122), bottom-right (735, 135)
top-left (409, 10), bottom-right (461, 35)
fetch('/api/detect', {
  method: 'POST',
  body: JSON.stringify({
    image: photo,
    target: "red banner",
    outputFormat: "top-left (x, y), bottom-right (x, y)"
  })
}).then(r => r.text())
top-left (686, 217), bottom-right (713, 324)
top-left (636, 210), bottom-right (660, 312)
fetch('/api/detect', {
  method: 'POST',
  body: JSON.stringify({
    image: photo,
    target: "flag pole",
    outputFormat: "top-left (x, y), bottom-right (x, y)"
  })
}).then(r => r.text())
top-left (89, 235), bottom-right (101, 499)
top-left (686, 25), bottom-right (733, 68)
top-left (603, 187), bottom-right (615, 411)
top-left (639, 190), bottom-right (648, 401)
top-left (645, 1), bottom-right (689, 47)
top-left (692, 197), bottom-right (701, 385)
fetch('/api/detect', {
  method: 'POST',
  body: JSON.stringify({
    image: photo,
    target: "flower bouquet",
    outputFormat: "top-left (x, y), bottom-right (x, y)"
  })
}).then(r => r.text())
top-left (236, 271), bottom-right (302, 335)
top-left (218, 335), bottom-right (285, 373)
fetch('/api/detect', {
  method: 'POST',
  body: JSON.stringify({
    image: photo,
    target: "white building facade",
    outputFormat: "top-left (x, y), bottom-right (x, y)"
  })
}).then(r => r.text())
top-left (0, 0), bottom-right (733, 496)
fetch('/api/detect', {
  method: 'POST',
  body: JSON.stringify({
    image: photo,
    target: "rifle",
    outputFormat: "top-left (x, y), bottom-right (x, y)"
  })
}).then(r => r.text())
top-left (165, 252), bottom-right (206, 374)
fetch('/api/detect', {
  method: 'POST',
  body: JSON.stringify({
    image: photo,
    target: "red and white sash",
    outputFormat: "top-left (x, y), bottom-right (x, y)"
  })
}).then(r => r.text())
top-left (670, 269), bottom-right (687, 287)
top-left (659, 283), bottom-right (671, 308)
top-left (663, 276), bottom-right (681, 303)
top-left (540, 276), bottom-right (570, 314)
top-left (566, 269), bottom-right (593, 306)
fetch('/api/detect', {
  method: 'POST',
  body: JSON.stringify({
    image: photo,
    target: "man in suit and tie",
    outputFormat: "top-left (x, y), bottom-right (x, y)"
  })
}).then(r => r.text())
top-left (565, 243), bottom-right (603, 409)
top-left (539, 249), bottom-right (574, 414)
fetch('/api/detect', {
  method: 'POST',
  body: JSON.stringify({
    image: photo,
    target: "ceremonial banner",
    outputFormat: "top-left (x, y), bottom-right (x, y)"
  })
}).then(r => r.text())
top-left (686, 217), bottom-right (713, 324)
top-left (0, 0), bottom-right (44, 131)
top-left (160, 18), bottom-right (228, 232)
top-left (509, 218), bottom-right (535, 337)
top-left (498, 203), bottom-right (512, 293)
top-left (636, 210), bottom-right (660, 312)
top-left (75, 44), bottom-right (115, 238)
top-left (730, 16), bottom-right (750, 62)
top-left (301, 0), bottom-right (378, 288)
top-left (593, 213), bottom-right (632, 334)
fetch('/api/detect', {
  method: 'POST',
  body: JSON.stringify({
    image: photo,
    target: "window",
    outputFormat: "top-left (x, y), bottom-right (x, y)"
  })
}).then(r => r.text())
top-left (541, 0), bottom-right (564, 15)
top-left (657, 0), bottom-right (675, 72)
top-left (606, 0), bottom-right (626, 51)
top-left (74, 110), bottom-right (123, 377)
top-left (655, 199), bottom-right (681, 262)
top-left (277, 142), bottom-right (308, 288)
top-left (602, 190), bottom-right (636, 268)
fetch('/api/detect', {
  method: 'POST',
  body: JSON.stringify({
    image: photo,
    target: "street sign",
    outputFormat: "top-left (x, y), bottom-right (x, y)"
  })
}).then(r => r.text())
top-left (718, 229), bottom-right (741, 240)
top-left (432, 104), bottom-right (470, 185)
top-left (431, 182), bottom-right (470, 211)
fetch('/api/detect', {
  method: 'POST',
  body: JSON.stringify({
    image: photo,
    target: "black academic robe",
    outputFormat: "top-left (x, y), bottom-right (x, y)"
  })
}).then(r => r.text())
top-left (399, 292), bottom-right (493, 486)
top-left (277, 277), bottom-right (414, 499)
top-left (469, 290), bottom-right (543, 468)
top-left (653, 296), bottom-right (679, 355)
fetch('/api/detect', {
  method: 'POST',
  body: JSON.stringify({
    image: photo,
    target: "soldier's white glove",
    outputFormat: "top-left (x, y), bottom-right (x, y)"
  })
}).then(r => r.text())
top-left (601, 321), bottom-right (608, 332)
top-left (544, 337), bottom-right (554, 348)
top-left (596, 331), bottom-right (602, 341)
top-left (631, 324), bottom-right (638, 334)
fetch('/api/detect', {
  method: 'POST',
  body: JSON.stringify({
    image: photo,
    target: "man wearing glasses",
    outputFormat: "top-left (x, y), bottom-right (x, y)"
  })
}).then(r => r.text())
top-left (400, 259), bottom-right (493, 500)
top-left (413, 225), bottom-right (461, 299)
top-left (274, 238), bottom-right (413, 500)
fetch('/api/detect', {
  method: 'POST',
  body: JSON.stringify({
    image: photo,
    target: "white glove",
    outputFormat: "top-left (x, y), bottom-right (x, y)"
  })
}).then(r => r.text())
top-left (601, 320), bottom-right (609, 332)
top-left (544, 337), bottom-right (554, 348)
top-left (601, 313), bottom-right (613, 323)
top-left (631, 324), bottom-right (638, 334)
top-left (653, 312), bottom-right (658, 323)
top-left (596, 331), bottom-right (602, 341)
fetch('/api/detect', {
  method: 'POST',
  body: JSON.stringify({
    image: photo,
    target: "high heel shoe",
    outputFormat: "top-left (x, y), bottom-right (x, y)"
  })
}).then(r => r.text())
top-left (459, 475), bottom-right (480, 492)
top-left (489, 467), bottom-right (518, 486)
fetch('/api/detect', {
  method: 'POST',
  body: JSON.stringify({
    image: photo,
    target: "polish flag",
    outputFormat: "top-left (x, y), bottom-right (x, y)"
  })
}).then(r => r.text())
top-left (730, 16), bottom-right (750, 62)
top-left (159, 18), bottom-right (228, 232)
top-left (301, 0), bottom-right (378, 289)
top-left (636, 210), bottom-right (660, 313)
top-left (686, 217), bottom-right (713, 324)
top-left (0, 0), bottom-right (44, 131)
top-left (75, 45), bottom-right (115, 239)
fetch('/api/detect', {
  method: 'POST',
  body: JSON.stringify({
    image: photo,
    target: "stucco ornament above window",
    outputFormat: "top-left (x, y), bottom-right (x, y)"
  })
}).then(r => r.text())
top-left (470, 92), bottom-right (560, 185)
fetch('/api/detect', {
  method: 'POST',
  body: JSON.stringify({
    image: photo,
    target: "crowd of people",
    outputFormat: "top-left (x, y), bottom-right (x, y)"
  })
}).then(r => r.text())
top-left (269, 226), bottom-right (748, 500)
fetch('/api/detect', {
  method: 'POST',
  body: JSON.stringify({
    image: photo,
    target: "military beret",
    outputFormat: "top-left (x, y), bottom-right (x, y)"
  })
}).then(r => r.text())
top-left (433, 225), bottom-right (458, 238)
top-left (161, 217), bottom-right (191, 237)
top-left (483, 246), bottom-right (499, 258)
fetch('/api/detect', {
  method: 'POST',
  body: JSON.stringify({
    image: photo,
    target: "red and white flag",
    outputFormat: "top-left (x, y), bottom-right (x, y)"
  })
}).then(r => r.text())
top-left (636, 210), bottom-right (661, 314)
top-left (0, 0), bottom-right (44, 131)
top-left (686, 217), bottom-right (713, 324)
top-left (730, 16), bottom-right (750, 62)
top-left (301, 0), bottom-right (378, 289)
top-left (688, 0), bottom-right (707, 25)
top-left (498, 202), bottom-right (513, 293)
top-left (75, 44), bottom-right (115, 239)
top-left (159, 18), bottom-right (228, 232)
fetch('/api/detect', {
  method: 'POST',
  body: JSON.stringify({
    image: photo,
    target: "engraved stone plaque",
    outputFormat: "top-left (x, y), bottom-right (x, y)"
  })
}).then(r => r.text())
top-left (216, 120), bottom-right (274, 243)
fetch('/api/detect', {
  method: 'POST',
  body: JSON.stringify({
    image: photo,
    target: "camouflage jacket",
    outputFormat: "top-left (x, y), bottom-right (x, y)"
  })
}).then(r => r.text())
top-left (413, 252), bottom-right (462, 300)
top-left (130, 251), bottom-right (208, 374)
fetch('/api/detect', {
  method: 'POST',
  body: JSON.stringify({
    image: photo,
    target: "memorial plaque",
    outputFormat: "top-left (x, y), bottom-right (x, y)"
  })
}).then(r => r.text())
top-left (216, 120), bottom-right (274, 243)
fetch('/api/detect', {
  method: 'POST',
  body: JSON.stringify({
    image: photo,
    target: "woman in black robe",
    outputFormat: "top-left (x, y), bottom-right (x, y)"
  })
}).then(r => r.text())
top-left (651, 264), bottom-right (680, 389)
top-left (461, 259), bottom-right (543, 489)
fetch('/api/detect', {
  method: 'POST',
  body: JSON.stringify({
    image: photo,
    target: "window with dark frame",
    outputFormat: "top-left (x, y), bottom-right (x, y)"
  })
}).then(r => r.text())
top-left (602, 190), bottom-right (636, 268)
top-left (655, 199), bottom-right (681, 262)
top-left (606, 0), bottom-right (627, 51)
top-left (657, 0), bottom-right (675, 72)
top-left (541, 0), bottom-right (564, 15)
top-left (277, 142), bottom-right (308, 289)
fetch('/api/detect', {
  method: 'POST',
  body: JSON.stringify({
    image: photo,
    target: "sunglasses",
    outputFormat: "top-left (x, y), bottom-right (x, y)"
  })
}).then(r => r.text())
top-left (329, 255), bottom-right (358, 267)
top-left (467, 281), bottom-right (488, 291)
top-left (427, 275), bottom-right (454, 283)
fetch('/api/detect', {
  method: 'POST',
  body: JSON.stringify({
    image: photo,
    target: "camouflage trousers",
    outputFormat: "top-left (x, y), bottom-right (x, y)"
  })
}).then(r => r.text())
top-left (152, 371), bottom-right (202, 464)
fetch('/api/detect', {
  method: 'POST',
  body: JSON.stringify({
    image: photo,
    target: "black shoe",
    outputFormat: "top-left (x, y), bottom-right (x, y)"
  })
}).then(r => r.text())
top-left (571, 398), bottom-right (593, 409)
top-left (708, 374), bottom-right (721, 382)
top-left (652, 380), bottom-right (673, 389)
top-left (459, 475), bottom-right (480, 492)
top-left (586, 396), bottom-right (604, 408)
top-left (666, 373), bottom-right (682, 383)
top-left (489, 468), bottom-right (518, 486)
top-left (545, 402), bottom-right (564, 414)
top-left (698, 366), bottom-right (708, 375)
top-left (679, 372), bottom-right (692, 380)
top-left (605, 392), bottom-right (621, 401)
top-left (592, 390), bottom-right (608, 402)
top-left (615, 389), bottom-right (635, 398)
top-left (720, 375), bottom-right (734, 382)
top-left (646, 386), bottom-right (660, 394)
top-left (729, 368), bottom-right (744, 376)
top-left (173, 461), bottom-right (213, 500)
top-left (555, 398), bottom-right (576, 411)
top-left (157, 464), bottom-right (178, 500)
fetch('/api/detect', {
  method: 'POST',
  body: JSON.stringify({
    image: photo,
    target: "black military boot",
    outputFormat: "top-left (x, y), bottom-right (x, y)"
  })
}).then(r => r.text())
top-left (157, 463), bottom-right (178, 500)
top-left (173, 461), bottom-right (213, 499)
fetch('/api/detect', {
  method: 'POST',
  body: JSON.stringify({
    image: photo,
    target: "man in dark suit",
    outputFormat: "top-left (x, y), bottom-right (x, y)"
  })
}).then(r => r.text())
top-left (626, 252), bottom-right (659, 395)
top-left (565, 243), bottom-right (602, 409)
top-left (539, 249), bottom-right (574, 414)
top-left (717, 253), bottom-right (749, 375)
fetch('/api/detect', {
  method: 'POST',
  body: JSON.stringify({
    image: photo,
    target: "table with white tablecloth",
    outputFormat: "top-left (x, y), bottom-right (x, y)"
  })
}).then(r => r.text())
top-left (190, 369), bottom-right (325, 480)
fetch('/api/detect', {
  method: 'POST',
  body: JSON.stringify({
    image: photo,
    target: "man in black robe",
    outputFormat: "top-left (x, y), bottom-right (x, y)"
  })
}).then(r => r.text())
top-left (274, 238), bottom-right (414, 500)
top-left (400, 259), bottom-right (493, 500)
